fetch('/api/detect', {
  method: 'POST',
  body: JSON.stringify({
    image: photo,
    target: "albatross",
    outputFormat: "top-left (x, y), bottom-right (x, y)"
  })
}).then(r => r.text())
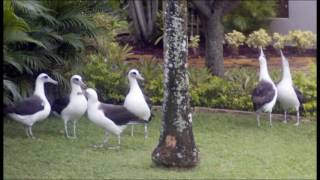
top-left (85, 88), bottom-right (147, 148)
top-left (251, 48), bottom-right (278, 127)
top-left (4, 73), bottom-right (58, 138)
top-left (52, 75), bottom-right (87, 138)
top-left (276, 50), bottom-right (306, 126)
top-left (124, 69), bottom-right (152, 138)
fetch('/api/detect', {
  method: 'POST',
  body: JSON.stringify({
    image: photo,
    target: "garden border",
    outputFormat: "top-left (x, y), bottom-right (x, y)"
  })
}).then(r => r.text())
top-left (152, 106), bottom-right (312, 122)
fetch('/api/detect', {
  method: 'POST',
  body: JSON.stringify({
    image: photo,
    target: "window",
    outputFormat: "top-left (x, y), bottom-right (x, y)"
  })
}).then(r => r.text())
top-left (276, 0), bottom-right (289, 18)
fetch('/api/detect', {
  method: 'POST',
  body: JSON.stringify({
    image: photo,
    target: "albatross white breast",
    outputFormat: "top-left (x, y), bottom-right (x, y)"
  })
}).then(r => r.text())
top-left (86, 88), bottom-right (147, 148)
top-left (276, 50), bottom-right (306, 126)
top-left (4, 73), bottom-right (58, 138)
top-left (251, 48), bottom-right (277, 127)
top-left (124, 69), bottom-right (152, 138)
top-left (52, 75), bottom-right (87, 138)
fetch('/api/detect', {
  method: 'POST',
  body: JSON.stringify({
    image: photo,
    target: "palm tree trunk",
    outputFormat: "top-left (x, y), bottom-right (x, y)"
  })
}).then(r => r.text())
top-left (151, 0), bottom-right (199, 168)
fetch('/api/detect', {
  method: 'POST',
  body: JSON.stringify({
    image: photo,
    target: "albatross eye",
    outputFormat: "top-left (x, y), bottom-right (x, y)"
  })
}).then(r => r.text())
top-left (132, 72), bottom-right (137, 75)
top-left (43, 76), bottom-right (48, 79)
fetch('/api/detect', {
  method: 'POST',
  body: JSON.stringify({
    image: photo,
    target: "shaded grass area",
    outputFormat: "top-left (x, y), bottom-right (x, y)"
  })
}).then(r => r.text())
top-left (4, 112), bottom-right (316, 179)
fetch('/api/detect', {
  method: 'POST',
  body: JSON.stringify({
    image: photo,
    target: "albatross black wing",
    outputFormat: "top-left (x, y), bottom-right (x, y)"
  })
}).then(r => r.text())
top-left (293, 87), bottom-right (306, 104)
top-left (293, 87), bottom-right (306, 115)
top-left (144, 94), bottom-right (154, 121)
top-left (51, 96), bottom-right (70, 114)
top-left (4, 95), bottom-right (44, 115)
top-left (99, 103), bottom-right (147, 126)
top-left (251, 81), bottom-right (276, 111)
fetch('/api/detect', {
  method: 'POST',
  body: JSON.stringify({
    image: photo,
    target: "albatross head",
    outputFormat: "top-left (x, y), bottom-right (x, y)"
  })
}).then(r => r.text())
top-left (37, 73), bottom-right (58, 85)
top-left (71, 75), bottom-right (87, 90)
top-left (258, 47), bottom-right (267, 65)
top-left (128, 69), bottom-right (144, 81)
top-left (85, 88), bottom-right (98, 102)
top-left (279, 49), bottom-right (289, 67)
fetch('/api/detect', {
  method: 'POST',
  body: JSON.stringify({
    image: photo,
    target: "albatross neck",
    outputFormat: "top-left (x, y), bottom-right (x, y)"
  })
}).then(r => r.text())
top-left (259, 61), bottom-right (273, 83)
top-left (281, 60), bottom-right (293, 84)
top-left (70, 84), bottom-right (83, 95)
top-left (34, 81), bottom-right (47, 99)
top-left (129, 78), bottom-right (143, 94)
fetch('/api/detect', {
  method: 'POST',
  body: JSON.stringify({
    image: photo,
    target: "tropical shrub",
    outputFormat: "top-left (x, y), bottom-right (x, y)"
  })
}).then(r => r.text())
top-left (292, 62), bottom-right (317, 116)
top-left (3, 0), bottom-right (102, 104)
top-left (225, 30), bottom-right (246, 48)
top-left (189, 35), bottom-right (200, 49)
top-left (225, 30), bottom-right (246, 56)
top-left (246, 28), bottom-right (272, 49)
top-left (132, 59), bottom-right (164, 104)
top-left (287, 30), bottom-right (317, 52)
top-left (83, 54), bottom-right (128, 103)
top-left (223, 0), bottom-right (277, 34)
top-left (272, 32), bottom-right (290, 50)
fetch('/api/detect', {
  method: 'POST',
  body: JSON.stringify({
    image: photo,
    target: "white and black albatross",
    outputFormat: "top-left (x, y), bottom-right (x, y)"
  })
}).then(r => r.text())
top-left (276, 50), bottom-right (306, 126)
top-left (4, 73), bottom-right (58, 138)
top-left (124, 69), bottom-right (152, 138)
top-left (85, 88), bottom-right (147, 148)
top-left (51, 75), bottom-right (87, 138)
top-left (251, 48), bottom-right (278, 127)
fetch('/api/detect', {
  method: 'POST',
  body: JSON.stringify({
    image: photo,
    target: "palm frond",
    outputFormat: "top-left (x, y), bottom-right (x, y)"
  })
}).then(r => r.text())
top-left (12, 0), bottom-right (58, 25)
top-left (62, 33), bottom-right (85, 51)
top-left (4, 30), bottom-right (47, 49)
top-left (3, 79), bottom-right (22, 102)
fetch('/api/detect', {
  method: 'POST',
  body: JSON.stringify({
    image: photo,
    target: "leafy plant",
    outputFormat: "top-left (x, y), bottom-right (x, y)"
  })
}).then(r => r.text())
top-left (189, 35), bottom-right (200, 49)
top-left (287, 30), bottom-right (317, 53)
top-left (246, 28), bottom-right (272, 49)
top-left (3, 0), bottom-right (101, 104)
top-left (83, 54), bottom-right (127, 103)
top-left (154, 11), bottom-right (164, 45)
top-left (225, 30), bottom-right (246, 48)
top-left (130, 58), bottom-right (164, 104)
top-left (292, 62), bottom-right (317, 116)
top-left (223, 0), bottom-right (277, 34)
top-left (272, 32), bottom-right (289, 50)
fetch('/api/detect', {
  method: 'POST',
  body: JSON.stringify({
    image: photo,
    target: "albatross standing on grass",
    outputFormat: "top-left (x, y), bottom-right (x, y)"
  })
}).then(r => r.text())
top-left (251, 48), bottom-right (278, 127)
top-left (85, 88), bottom-right (147, 148)
top-left (4, 73), bottom-right (58, 138)
top-left (276, 50), bottom-right (306, 126)
top-left (52, 75), bottom-right (87, 138)
top-left (124, 69), bottom-right (152, 138)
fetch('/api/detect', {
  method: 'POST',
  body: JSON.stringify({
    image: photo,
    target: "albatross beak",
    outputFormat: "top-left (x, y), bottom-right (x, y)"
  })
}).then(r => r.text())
top-left (48, 77), bottom-right (58, 85)
top-left (137, 73), bottom-right (144, 81)
top-left (80, 81), bottom-right (87, 90)
top-left (84, 90), bottom-right (89, 99)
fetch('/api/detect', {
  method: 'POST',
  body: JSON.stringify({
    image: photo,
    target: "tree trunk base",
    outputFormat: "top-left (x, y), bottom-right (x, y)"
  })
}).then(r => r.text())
top-left (152, 135), bottom-right (199, 168)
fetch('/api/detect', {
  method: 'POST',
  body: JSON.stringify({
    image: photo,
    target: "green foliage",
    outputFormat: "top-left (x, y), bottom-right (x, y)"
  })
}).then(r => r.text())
top-left (246, 28), bottom-right (272, 49)
top-left (134, 59), bottom-right (164, 104)
top-left (224, 30), bottom-right (246, 48)
top-left (292, 62), bottom-right (317, 116)
top-left (93, 12), bottom-right (129, 46)
top-left (287, 30), bottom-right (317, 52)
top-left (189, 35), bottom-right (200, 49)
top-left (223, 0), bottom-right (277, 34)
top-left (154, 11), bottom-right (164, 45)
top-left (83, 54), bottom-right (128, 103)
top-left (272, 32), bottom-right (290, 50)
top-left (3, 0), bottom-right (102, 104)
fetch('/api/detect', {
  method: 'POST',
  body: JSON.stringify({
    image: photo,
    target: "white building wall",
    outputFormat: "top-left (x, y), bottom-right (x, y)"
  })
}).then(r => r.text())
top-left (270, 0), bottom-right (317, 34)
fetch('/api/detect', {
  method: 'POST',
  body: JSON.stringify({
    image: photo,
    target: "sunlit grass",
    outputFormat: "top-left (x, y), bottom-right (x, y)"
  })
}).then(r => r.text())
top-left (4, 112), bottom-right (316, 179)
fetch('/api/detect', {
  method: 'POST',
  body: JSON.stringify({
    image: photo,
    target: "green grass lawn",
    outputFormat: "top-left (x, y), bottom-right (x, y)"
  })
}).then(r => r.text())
top-left (4, 112), bottom-right (316, 179)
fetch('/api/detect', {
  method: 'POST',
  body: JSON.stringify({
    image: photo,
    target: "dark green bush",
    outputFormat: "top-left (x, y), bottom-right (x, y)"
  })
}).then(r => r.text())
top-left (292, 62), bottom-right (317, 116)
top-left (223, 0), bottom-right (277, 34)
top-left (83, 54), bottom-right (316, 118)
top-left (83, 53), bottom-right (128, 103)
